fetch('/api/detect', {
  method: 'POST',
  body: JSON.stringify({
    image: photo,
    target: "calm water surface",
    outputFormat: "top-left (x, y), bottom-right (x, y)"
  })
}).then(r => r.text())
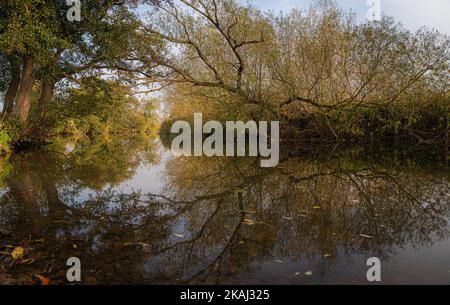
top-left (0, 136), bottom-right (449, 284)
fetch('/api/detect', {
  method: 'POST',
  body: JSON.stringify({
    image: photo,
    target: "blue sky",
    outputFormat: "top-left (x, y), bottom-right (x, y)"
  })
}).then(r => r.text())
top-left (137, 1), bottom-right (449, 34)
top-left (250, 0), bottom-right (450, 34)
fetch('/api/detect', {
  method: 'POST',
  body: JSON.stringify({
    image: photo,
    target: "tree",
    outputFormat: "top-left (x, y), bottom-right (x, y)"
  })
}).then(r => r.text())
top-left (0, 0), bottom-right (163, 124)
top-left (0, 0), bottom-right (68, 122)
top-left (142, 0), bottom-right (449, 121)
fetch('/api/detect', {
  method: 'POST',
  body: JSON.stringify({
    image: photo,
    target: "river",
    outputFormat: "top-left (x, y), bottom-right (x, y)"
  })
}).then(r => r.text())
top-left (0, 135), bottom-right (449, 284)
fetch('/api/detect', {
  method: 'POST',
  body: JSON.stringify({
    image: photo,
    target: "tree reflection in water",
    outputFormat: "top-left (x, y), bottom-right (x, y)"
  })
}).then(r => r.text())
top-left (0, 139), bottom-right (449, 284)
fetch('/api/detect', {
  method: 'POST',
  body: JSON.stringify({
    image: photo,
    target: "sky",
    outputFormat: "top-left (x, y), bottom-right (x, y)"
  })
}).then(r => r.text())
top-left (250, 0), bottom-right (450, 34)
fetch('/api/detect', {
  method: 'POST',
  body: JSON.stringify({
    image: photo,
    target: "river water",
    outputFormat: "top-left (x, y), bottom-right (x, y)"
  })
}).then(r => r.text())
top-left (0, 135), bottom-right (449, 284)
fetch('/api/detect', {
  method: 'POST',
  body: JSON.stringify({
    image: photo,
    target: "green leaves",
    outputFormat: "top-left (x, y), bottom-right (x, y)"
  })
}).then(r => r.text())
top-left (0, 0), bottom-right (68, 63)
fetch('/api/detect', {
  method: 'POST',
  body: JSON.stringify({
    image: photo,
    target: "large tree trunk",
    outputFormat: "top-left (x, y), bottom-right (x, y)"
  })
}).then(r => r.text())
top-left (36, 79), bottom-right (55, 118)
top-left (37, 49), bottom-right (63, 119)
top-left (12, 55), bottom-right (35, 123)
top-left (3, 59), bottom-right (21, 114)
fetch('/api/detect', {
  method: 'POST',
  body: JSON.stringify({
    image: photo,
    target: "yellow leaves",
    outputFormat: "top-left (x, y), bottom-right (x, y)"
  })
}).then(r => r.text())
top-left (312, 205), bottom-right (322, 210)
top-left (2, 246), bottom-right (36, 265)
top-left (11, 247), bottom-right (25, 261)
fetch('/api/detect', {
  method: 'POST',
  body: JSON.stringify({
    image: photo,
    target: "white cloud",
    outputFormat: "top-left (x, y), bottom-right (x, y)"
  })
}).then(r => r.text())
top-left (251, 0), bottom-right (450, 34)
top-left (381, 0), bottom-right (450, 34)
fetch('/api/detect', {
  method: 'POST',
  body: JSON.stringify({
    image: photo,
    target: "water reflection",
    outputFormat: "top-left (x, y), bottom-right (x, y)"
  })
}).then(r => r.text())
top-left (0, 138), bottom-right (449, 284)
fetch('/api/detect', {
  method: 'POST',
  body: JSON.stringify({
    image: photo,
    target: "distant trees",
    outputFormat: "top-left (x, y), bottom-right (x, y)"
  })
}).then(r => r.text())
top-left (49, 77), bottom-right (157, 136)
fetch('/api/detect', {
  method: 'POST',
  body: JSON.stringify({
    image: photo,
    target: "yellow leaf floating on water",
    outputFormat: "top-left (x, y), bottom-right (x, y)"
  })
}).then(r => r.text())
top-left (11, 247), bottom-right (25, 261)
top-left (305, 271), bottom-right (313, 276)
top-left (324, 254), bottom-right (332, 258)
top-left (294, 272), bottom-right (301, 276)
top-left (313, 205), bottom-right (321, 210)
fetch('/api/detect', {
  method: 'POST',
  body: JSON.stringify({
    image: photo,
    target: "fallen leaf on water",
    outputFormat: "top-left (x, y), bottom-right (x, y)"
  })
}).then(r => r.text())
top-left (294, 272), bottom-right (301, 276)
top-left (72, 244), bottom-right (78, 249)
top-left (313, 205), bottom-right (321, 210)
top-left (36, 275), bottom-right (50, 286)
top-left (274, 259), bottom-right (284, 263)
top-left (283, 217), bottom-right (293, 220)
top-left (359, 234), bottom-right (375, 239)
top-left (305, 271), bottom-right (313, 276)
top-left (11, 247), bottom-right (25, 261)
top-left (239, 241), bottom-right (245, 244)
top-left (299, 214), bottom-right (307, 218)
top-left (324, 254), bottom-right (332, 258)
top-left (174, 234), bottom-right (184, 238)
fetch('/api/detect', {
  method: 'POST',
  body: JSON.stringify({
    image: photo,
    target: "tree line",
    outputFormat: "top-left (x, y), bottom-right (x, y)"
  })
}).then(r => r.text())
top-left (1, 0), bottom-right (449, 144)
